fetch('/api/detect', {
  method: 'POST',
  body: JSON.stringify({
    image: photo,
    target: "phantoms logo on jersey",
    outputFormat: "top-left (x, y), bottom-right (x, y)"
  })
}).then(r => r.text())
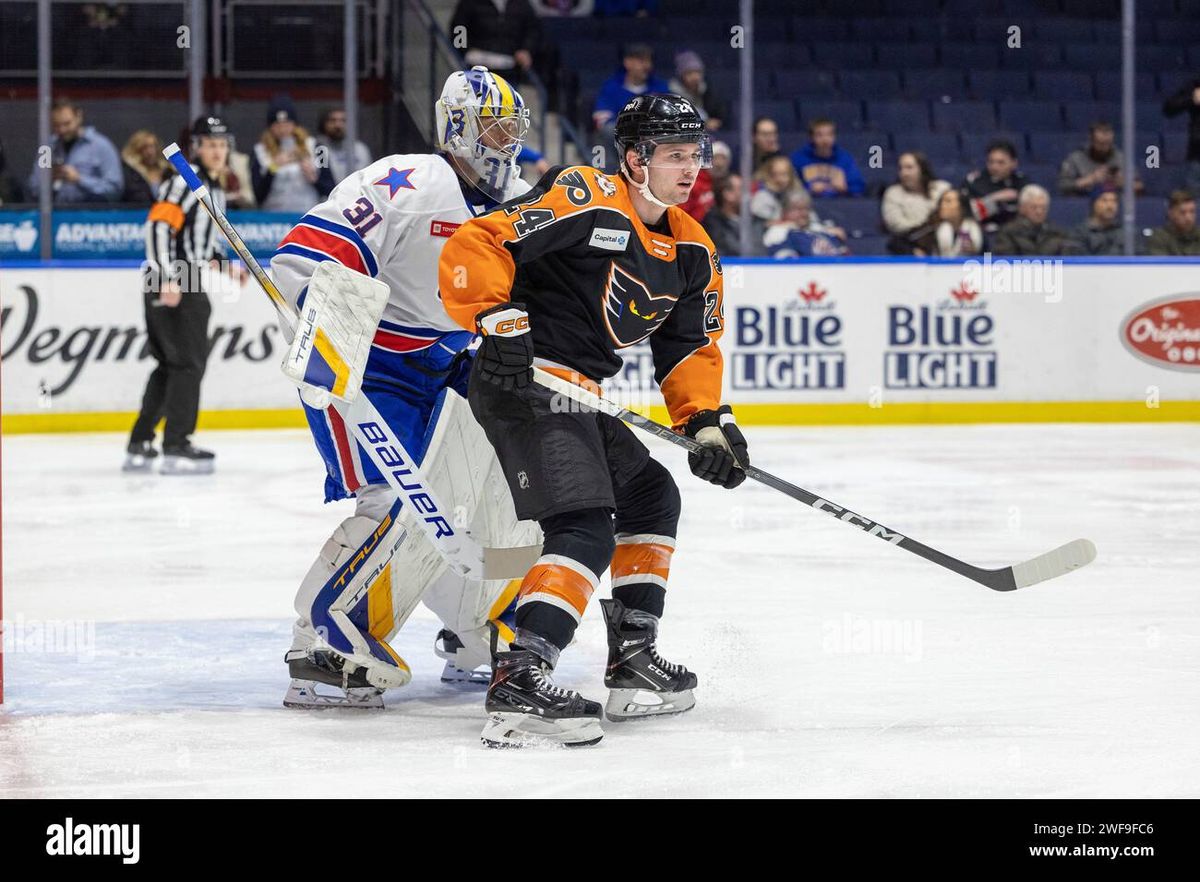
top-left (732, 281), bottom-right (846, 390)
top-left (602, 262), bottom-right (677, 347)
top-left (885, 283), bottom-right (997, 389)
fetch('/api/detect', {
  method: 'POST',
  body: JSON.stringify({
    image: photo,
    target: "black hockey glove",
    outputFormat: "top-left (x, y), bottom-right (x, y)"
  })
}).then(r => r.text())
top-left (682, 405), bottom-right (749, 489)
top-left (475, 303), bottom-right (534, 391)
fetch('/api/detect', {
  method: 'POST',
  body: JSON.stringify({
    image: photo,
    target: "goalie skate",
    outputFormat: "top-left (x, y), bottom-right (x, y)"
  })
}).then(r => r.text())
top-left (282, 649), bottom-right (385, 709)
top-left (434, 629), bottom-right (491, 685)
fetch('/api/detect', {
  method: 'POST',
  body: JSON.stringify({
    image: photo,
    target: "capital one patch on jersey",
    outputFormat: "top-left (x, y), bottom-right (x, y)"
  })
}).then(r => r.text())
top-left (589, 227), bottom-right (630, 251)
top-left (602, 262), bottom-right (678, 347)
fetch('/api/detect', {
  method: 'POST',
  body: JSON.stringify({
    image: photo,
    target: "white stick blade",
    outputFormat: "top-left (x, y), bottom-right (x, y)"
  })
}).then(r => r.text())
top-left (1011, 538), bottom-right (1097, 589)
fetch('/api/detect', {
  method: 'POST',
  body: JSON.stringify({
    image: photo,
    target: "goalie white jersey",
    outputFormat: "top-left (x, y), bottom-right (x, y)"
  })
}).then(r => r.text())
top-left (270, 152), bottom-right (530, 337)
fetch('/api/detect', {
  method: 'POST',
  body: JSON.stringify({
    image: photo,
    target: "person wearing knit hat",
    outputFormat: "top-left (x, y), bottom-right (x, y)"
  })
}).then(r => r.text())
top-left (669, 50), bottom-right (726, 132)
top-left (1070, 186), bottom-right (1123, 255)
top-left (251, 93), bottom-right (334, 212)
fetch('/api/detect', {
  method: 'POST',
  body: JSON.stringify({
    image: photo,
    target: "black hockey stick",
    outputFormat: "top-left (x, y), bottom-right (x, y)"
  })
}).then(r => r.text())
top-left (532, 368), bottom-right (1096, 591)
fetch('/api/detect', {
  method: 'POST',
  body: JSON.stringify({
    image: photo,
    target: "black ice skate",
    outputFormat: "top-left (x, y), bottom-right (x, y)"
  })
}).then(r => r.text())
top-left (283, 648), bottom-right (385, 709)
top-left (481, 648), bottom-right (603, 748)
top-left (122, 440), bottom-right (159, 472)
top-left (161, 442), bottom-right (215, 475)
top-left (434, 629), bottom-right (490, 685)
top-left (600, 598), bottom-right (697, 722)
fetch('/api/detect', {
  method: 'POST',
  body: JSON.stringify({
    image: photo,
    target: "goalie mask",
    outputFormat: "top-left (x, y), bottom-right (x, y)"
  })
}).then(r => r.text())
top-left (615, 93), bottom-right (712, 208)
top-left (436, 66), bottom-right (530, 202)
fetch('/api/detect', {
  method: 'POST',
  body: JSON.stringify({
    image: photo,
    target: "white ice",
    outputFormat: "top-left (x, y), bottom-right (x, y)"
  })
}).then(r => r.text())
top-left (1, 423), bottom-right (1198, 798)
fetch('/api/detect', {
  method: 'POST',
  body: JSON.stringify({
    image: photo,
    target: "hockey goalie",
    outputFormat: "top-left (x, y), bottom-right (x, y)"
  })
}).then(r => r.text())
top-left (268, 66), bottom-right (540, 708)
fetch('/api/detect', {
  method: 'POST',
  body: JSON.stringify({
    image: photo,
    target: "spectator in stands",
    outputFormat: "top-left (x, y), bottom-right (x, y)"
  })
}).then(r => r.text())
top-left (251, 95), bottom-right (334, 213)
top-left (1071, 188), bottom-right (1122, 256)
top-left (751, 154), bottom-right (805, 222)
top-left (764, 190), bottom-right (849, 257)
top-left (450, 0), bottom-right (540, 86)
top-left (316, 107), bottom-right (372, 185)
top-left (679, 141), bottom-right (729, 221)
top-left (1162, 77), bottom-right (1200, 195)
top-left (119, 130), bottom-right (167, 205)
top-left (912, 189), bottom-right (983, 257)
top-left (224, 139), bottom-right (257, 210)
top-left (961, 139), bottom-right (1028, 237)
top-left (991, 185), bottom-right (1082, 256)
top-left (882, 151), bottom-right (950, 254)
top-left (593, 44), bottom-right (670, 139)
top-left (790, 118), bottom-right (865, 198)
top-left (669, 51), bottom-right (726, 132)
top-left (1057, 122), bottom-right (1141, 197)
top-left (0, 137), bottom-right (25, 205)
top-left (750, 116), bottom-right (782, 171)
top-left (702, 173), bottom-right (743, 257)
top-left (26, 98), bottom-right (122, 204)
top-left (1144, 189), bottom-right (1200, 256)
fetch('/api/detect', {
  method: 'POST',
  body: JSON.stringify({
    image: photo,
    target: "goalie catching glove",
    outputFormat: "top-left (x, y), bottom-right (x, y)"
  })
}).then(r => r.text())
top-left (682, 404), bottom-right (749, 489)
top-left (475, 302), bottom-right (534, 391)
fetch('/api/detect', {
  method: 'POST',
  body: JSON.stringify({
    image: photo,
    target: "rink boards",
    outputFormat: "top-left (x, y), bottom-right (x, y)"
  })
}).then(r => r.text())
top-left (2, 258), bottom-right (1198, 432)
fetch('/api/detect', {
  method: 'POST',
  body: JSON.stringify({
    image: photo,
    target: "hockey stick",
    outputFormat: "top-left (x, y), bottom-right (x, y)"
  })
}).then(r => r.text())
top-left (161, 143), bottom-right (536, 580)
top-left (532, 368), bottom-right (1096, 591)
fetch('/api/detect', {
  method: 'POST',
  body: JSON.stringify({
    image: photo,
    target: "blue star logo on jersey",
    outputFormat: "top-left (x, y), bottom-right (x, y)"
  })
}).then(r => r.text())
top-left (374, 167), bottom-right (416, 199)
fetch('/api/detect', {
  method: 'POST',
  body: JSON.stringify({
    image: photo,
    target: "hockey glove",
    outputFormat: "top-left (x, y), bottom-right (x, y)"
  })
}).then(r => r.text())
top-left (682, 405), bottom-right (749, 489)
top-left (475, 303), bottom-right (534, 391)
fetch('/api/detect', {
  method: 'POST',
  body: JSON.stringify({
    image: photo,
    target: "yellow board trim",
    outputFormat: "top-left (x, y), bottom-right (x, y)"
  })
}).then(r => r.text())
top-left (3, 400), bottom-right (1199, 436)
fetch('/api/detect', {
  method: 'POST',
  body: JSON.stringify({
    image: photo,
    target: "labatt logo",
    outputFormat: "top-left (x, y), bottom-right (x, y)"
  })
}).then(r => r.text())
top-left (885, 283), bottom-right (996, 389)
top-left (732, 281), bottom-right (845, 390)
top-left (1121, 295), bottom-right (1200, 372)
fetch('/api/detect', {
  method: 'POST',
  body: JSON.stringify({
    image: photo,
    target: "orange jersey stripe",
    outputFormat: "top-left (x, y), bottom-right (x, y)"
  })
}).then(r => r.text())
top-left (611, 541), bottom-right (673, 583)
top-left (519, 562), bottom-right (596, 617)
top-left (147, 201), bottom-right (186, 231)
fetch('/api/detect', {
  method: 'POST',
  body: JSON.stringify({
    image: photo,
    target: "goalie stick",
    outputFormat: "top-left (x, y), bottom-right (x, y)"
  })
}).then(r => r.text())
top-left (161, 143), bottom-right (536, 580)
top-left (531, 368), bottom-right (1096, 592)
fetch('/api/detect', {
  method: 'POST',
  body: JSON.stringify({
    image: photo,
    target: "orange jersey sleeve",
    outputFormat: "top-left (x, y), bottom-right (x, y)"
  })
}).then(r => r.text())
top-left (652, 213), bottom-right (726, 428)
top-left (438, 166), bottom-right (606, 331)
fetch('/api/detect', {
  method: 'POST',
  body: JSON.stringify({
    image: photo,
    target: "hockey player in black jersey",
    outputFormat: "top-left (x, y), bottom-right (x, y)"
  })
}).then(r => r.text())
top-left (440, 94), bottom-right (749, 747)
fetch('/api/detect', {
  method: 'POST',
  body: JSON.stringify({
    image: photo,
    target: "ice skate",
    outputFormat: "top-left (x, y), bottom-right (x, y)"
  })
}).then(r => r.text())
top-left (122, 440), bottom-right (159, 472)
top-left (481, 648), bottom-right (604, 748)
top-left (161, 442), bottom-right (215, 475)
top-left (601, 598), bottom-right (697, 722)
top-left (282, 647), bottom-right (391, 709)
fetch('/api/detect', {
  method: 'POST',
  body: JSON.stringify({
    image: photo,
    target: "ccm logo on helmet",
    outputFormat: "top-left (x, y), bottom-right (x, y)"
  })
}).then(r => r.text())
top-left (479, 307), bottom-right (531, 337)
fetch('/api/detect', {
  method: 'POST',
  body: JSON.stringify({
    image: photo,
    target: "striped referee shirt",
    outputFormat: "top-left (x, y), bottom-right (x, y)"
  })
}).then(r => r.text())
top-left (144, 166), bottom-right (226, 288)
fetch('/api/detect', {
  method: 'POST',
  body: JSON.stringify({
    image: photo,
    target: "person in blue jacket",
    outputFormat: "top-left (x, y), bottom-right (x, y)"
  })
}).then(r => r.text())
top-left (790, 117), bottom-right (865, 198)
top-left (592, 43), bottom-right (670, 168)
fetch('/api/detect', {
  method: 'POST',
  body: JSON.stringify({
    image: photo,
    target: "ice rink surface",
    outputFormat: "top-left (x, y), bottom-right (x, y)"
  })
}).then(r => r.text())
top-left (1, 423), bottom-right (1197, 798)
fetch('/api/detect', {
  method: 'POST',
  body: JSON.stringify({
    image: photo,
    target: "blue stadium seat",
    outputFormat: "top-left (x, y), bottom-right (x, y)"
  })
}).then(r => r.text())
top-left (1093, 71), bottom-right (1157, 100)
top-left (1139, 45), bottom-right (1190, 71)
top-left (972, 15), bottom-right (1018, 42)
top-left (564, 42), bottom-right (619, 72)
top-left (1035, 18), bottom-right (1095, 42)
top-left (1062, 100), bottom-right (1120, 130)
top-left (1027, 131), bottom-right (1081, 162)
top-left (1064, 44), bottom-right (1122, 69)
top-left (968, 70), bottom-right (1033, 99)
top-left (791, 18), bottom-right (852, 40)
top-left (850, 18), bottom-right (914, 41)
top-left (811, 42), bottom-right (875, 68)
top-left (876, 43), bottom-right (937, 69)
top-left (1033, 71), bottom-right (1095, 101)
top-left (772, 69), bottom-right (837, 98)
top-left (849, 234), bottom-right (889, 256)
top-left (838, 69), bottom-right (902, 100)
top-left (1047, 196), bottom-right (1090, 228)
top-left (998, 99), bottom-right (1065, 131)
top-left (798, 99), bottom-right (864, 129)
top-left (1001, 43), bottom-right (1067, 69)
top-left (903, 69), bottom-right (968, 100)
top-left (755, 43), bottom-right (814, 68)
top-left (1154, 20), bottom-right (1200, 43)
top-left (1162, 129), bottom-right (1190, 164)
top-left (942, 45), bottom-right (1002, 69)
top-left (818, 199), bottom-right (884, 236)
top-left (835, 132), bottom-right (886, 167)
top-left (931, 101), bottom-right (998, 132)
top-left (896, 132), bottom-right (960, 163)
top-left (750, 99), bottom-right (800, 128)
top-left (1021, 161), bottom-right (1059, 187)
top-left (865, 100), bottom-right (930, 132)
top-left (1062, 0), bottom-right (1117, 14)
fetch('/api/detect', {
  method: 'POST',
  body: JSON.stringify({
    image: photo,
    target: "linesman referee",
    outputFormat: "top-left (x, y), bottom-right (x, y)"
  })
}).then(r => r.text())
top-left (125, 116), bottom-right (243, 474)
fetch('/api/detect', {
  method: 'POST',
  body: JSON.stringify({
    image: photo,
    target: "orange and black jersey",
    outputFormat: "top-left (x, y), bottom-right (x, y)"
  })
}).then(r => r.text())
top-left (438, 165), bottom-right (725, 427)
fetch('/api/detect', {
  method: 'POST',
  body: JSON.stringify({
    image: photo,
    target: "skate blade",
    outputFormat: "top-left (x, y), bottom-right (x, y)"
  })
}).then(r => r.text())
top-left (121, 455), bottom-right (155, 472)
top-left (439, 661), bottom-right (490, 686)
top-left (604, 688), bottom-right (695, 722)
top-left (161, 456), bottom-right (215, 475)
top-left (283, 679), bottom-right (384, 709)
top-left (480, 712), bottom-right (604, 748)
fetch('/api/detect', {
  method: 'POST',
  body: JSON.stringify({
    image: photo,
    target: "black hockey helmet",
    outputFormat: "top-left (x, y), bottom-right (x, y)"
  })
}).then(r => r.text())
top-left (614, 93), bottom-right (711, 169)
top-left (191, 115), bottom-right (231, 141)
